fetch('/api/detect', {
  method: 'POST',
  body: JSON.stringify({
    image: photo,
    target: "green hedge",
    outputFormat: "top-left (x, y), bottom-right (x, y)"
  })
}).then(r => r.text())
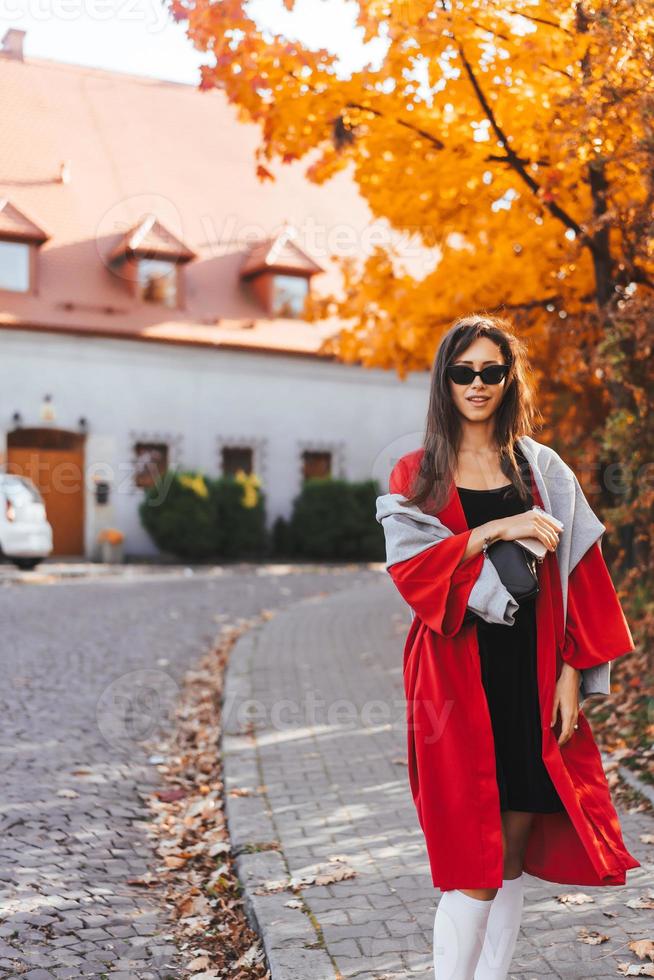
top-left (139, 470), bottom-right (217, 560)
top-left (139, 470), bottom-right (385, 562)
top-left (139, 470), bottom-right (268, 560)
top-left (286, 477), bottom-right (385, 561)
top-left (214, 476), bottom-right (268, 559)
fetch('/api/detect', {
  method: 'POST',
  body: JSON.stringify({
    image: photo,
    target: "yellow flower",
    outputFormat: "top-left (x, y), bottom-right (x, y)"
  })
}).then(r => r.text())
top-left (179, 473), bottom-right (209, 498)
top-left (234, 470), bottom-right (261, 508)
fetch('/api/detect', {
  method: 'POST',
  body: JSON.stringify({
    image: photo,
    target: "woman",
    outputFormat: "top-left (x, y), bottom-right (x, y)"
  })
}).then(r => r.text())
top-left (375, 314), bottom-right (639, 980)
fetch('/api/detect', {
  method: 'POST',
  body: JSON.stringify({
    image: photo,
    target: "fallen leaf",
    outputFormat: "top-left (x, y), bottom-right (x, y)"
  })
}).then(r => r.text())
top-left (187, 954), bottom-right (210, 970)
top-left (176, 893), bottom-right (212, 918)
top-left (626, 895), bottom-right (654, 910)
top-left (155, 787), bottom-right (187, 803)
top-left (577, 926), bottom-right (609, 944)
top-left (556, 891), bottom-right (595, 905)
top-left (163, 855), bottom-right (189, 869)
top-left (617, 963), bottom-right (654, 976)
top-left (257, 877), bottom-right (293, 893)
top-left (314, 866), bottom-right (357, 886)
top-left (127, 873), bottom-right (157, 888)
top-left (234, 942), bottom-right (265, 967)
top-left (630, 940), bottom-right (654, 962)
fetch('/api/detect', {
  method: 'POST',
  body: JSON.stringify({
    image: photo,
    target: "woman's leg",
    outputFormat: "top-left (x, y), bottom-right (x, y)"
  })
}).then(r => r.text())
top-left (473, 811), bottom-right (533, 979)
top-left (501, 810), bottom-right (534, 879)
top-left (433, 887), bottom-right (497, 979)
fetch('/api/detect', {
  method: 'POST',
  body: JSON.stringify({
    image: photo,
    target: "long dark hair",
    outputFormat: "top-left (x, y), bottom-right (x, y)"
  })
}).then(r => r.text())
top-left (404, 314), bottom-right (542, 513)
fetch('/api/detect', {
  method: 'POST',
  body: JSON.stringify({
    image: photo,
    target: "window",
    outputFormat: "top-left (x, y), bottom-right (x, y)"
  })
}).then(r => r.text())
top-left (271, 274), bottom-right (309, 318)
top-left (222, 446), bottom-right (253, 476)
top-left (136, 258), bottom-right (178, 308)
top-left (302, 450), bottom-right (332, 480)
top-left (0, 240), bottom-right (30, 292)
top-left (134, 442), bottom-right (168, 488)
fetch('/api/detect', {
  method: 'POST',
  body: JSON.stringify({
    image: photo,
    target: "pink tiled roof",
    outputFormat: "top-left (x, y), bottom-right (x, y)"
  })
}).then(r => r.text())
top-left (0, 309), bottom-right (343, 358)
top-left (0, 50), bottom-right (376, 358)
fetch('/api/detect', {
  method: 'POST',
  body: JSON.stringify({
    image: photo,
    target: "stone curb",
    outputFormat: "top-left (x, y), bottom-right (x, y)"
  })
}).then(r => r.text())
top-left (0, 560), bottom-right (386, 586)
top-left (601, 751), bottom-right (654, 809)
top-left (222, 624), bottom-right (339, 980)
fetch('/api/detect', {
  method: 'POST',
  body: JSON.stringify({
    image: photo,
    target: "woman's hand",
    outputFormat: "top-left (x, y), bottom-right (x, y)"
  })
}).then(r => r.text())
top-left (497, 511), bottom-right (562, 552)
top-left (460, 510), bottom-right (562, 563)
top-left (550, 663), bottom-right (581, 745)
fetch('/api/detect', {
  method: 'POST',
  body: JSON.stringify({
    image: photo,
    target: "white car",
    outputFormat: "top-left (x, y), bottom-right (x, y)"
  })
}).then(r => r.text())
top-left (0, 474), bottom-right (53, 570)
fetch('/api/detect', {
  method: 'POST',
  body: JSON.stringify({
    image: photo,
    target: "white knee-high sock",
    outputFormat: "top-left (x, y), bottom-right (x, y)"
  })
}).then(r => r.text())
top-left (433, 888), bottom-right (493, 979)
top-left (473, 873), bottom-right (525, 979)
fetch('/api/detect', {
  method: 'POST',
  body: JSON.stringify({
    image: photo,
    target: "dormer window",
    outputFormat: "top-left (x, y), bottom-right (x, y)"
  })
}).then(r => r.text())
top-left (0, 198), bottom-right (49, 295)
top-left (0, 240), bottom-right (30, 292)
top-left (240, 225), bottom-right (323, 319)
top-left (107, 214), bottom-right (195, 309)
top-left (271, 273), bottom-right (309, 318)
top-left (137, 257), bottom-right (178, 308)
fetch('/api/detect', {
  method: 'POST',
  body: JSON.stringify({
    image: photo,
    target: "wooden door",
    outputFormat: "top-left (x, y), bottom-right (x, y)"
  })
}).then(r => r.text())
top-left (7, 430), bottom-right (85, 556)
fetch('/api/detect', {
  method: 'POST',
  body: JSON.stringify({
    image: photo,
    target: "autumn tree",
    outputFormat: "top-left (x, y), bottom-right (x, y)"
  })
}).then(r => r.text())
top-left (171, 0), bottom-right (653, 758)
top-left (171, 0), bottom-right (653, 498)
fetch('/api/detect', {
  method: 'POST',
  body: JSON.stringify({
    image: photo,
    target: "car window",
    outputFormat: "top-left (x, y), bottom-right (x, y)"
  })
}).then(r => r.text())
top-left (1, 476), bottom-right (44, 505)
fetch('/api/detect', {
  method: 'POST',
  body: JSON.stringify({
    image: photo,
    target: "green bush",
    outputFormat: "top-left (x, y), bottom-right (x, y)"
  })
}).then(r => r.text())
top-left (349, 479), bottom-right (387, 562)
top-left (139, 469), bottom-right (268, 560)
top-left (286, 477), bottom-right (385, 561)
top-left (139, 470), bottom-right (216, 560)
top-left (213, 476), bottom-right (268, 559)
top-left (271, 515), bottom-right (292, 559)
top-left (139, 470), bottom-right (383, 562)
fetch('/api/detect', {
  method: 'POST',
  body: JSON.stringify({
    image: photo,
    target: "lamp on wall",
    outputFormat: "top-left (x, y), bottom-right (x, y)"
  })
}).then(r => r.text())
top-left (40, 393), bottom-right (56, 423)
top-left (11, 411), bottom-right (22, 428)
top-left (78, 416), bottom-right (89, 433)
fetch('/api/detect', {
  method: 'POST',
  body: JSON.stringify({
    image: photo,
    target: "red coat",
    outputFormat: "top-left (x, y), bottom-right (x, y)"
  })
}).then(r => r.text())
top-left (388, 450), bottom-right (640, 890)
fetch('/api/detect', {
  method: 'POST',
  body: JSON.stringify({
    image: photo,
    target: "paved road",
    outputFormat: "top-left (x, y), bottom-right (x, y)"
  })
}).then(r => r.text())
top-left (223, 578), bottom-right (654, 980)
top-left (0, 564), bottom-right (380, 979)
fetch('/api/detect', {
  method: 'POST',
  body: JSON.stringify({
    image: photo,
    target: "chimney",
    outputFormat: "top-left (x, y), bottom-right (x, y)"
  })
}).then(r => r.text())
top-left (1, 29), bottom-right (26, 61)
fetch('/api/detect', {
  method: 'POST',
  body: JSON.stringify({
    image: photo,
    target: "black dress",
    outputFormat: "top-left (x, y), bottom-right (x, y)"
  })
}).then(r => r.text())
top-left (456, 450), bottom-right (565, 814)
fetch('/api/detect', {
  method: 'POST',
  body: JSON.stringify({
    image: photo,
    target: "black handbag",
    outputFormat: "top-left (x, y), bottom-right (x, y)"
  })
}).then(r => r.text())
top-left (463, 539), bottom-right (542, 625)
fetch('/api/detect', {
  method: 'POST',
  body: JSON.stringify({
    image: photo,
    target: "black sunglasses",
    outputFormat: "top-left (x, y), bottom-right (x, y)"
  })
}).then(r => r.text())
top-left (447, 363), bottom-right (509, 385)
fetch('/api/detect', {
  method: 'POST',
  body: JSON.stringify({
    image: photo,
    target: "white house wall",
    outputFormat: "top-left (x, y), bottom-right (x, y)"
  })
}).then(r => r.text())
top-left (0, 329), bottom-right (431, 558)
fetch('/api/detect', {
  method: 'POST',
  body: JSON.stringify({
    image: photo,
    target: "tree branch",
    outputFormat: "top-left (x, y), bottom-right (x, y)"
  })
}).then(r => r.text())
top-left (505, 9), bottom-right (573, 33)
top-left (286, 66), bottom-right (447, 153)
top-left (484, 153), bottom-right (551, 166)
top-left (455, 41), bottom-right (588, 242)
top-left (344, 101), bottom-right (445, 150)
